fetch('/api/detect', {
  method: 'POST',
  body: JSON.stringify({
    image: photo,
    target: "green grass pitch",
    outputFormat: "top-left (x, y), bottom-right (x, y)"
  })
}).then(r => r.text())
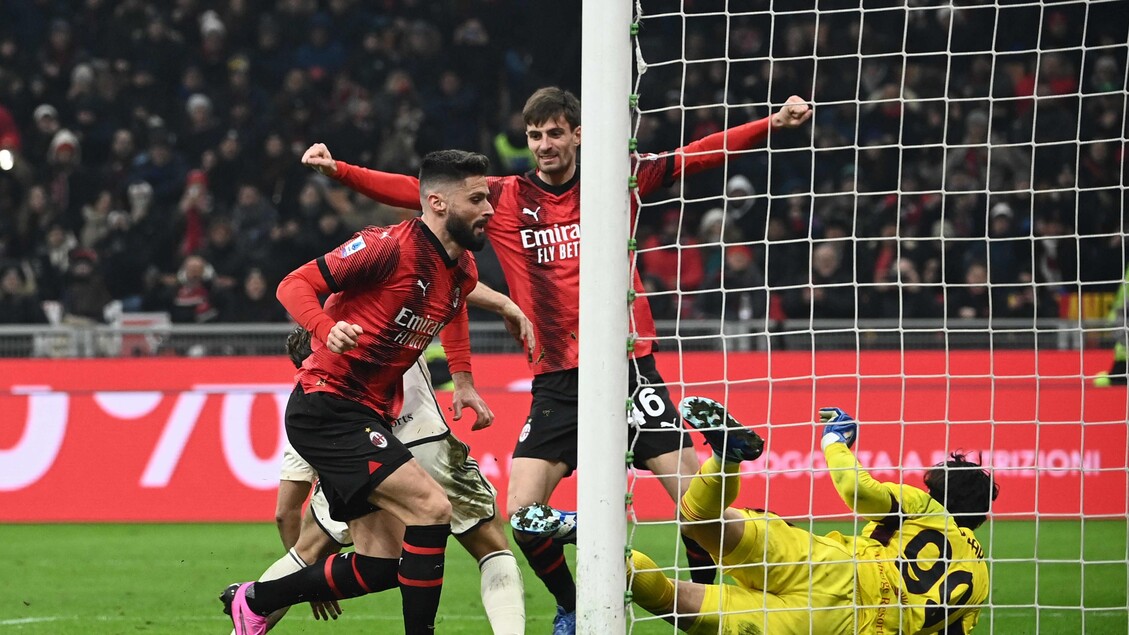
top-left (0, 520), bottom-right (1124, 633)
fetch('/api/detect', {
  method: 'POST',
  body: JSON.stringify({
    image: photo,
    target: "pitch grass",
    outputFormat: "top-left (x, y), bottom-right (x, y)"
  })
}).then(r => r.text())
top-left (0, 520), bottom-right (1125, 634)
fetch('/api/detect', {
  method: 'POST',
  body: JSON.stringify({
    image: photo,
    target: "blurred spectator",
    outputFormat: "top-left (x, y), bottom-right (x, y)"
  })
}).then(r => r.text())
top-left (221, 268), bottom-right (288, 323)
top-left (229, 182), bottom-right (278, 260)
top-left (44, 128), bottom-right (93, 232)
top-left (490, 112), bottom-right (535, 176)
top-left (99, 128), bottom-right (139, 200)
top-left (948, 261), bottom-right (992, 319)
top-left (0, 263), bottom-right (48, 324)
top-left (877, 257), bottom-right (943, 319)
top-left (30, 222), bottom-right (76, 300)
top-left (180, 93), bottom-right (224, 165)
top-left (640, 210), bottom-right (704, 297)
top-left (0, 102), bottom-right (21, 152)
top-left (699, 245), bottom-right (768, 322)
top-left (94, 210), bottom-right (150, 312)
top-left (149, 253), bottom-right (220, 323)
top-left (79, 189), bottom-right (119, 249)
top-left (59, 248), bottom-right (113, 324)
top-left (176, 169), bottom-right (212, 258)
top-left (196, 216), bottom-right (248, 292)
top-left (129, 132), bottom-right (187, 209)
top-left (783, 242), bottom-right (856, 320)
top-left (419, 69), bottom-right (480, 154)
top-left (25, 104), bottom-right (62, 167)
top-left (723, 175), bottom-right (764, 241)
top-left (293, 13), bottom-right (347, 85)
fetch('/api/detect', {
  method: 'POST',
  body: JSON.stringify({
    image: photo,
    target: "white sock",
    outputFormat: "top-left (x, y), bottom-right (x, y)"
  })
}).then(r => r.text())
top-left (478, 550), bottom-right (525, 635)
top-left (232, 548), bottom-right (306, 634)
top-left (260, 547), bottom-right (307, 581)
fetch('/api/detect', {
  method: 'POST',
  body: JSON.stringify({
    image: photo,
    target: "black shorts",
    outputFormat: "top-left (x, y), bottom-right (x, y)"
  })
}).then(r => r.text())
top-left (285, 386), bottom-right (413, 523)
top-left (513, 354), bottom-right (690, 473)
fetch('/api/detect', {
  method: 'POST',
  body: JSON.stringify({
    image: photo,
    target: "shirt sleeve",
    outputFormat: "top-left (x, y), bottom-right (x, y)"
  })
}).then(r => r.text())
top-left (439, 308), bottom-right (472, 374)
top-left (441, 262), bottom-right (478, 375)
top-left (823, 442), bottom-right (899, 521)
top-left (635, 116), bottom-right (773, 197)
top-left (276, 260), bottom-right (335, 343)
top-left (318, 227), bottom-right (399, 294)
top-left (334, 161), bottom-right (423, 210)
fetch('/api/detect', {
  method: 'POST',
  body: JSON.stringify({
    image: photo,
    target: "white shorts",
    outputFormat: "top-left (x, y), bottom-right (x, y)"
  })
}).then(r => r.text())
top-left (289, 355), bottom-right (498, 544)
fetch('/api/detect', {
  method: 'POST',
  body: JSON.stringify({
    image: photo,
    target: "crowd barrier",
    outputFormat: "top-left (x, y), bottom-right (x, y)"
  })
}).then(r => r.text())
top-left (1, 351), bottom-right (1124, 522)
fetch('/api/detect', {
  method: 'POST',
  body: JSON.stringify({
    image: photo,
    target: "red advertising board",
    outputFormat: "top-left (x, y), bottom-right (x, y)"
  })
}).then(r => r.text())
top-left (0, 351), bottom-right (1125, 522)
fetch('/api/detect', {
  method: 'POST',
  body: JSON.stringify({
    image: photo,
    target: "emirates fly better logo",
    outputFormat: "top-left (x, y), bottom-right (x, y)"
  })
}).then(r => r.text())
top-left (520, 222), bottom-right (580, 264)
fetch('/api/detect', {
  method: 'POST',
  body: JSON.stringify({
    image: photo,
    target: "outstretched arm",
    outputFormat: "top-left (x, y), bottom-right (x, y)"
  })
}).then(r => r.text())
top-left (301, 143), bottom-right (423, 210)
top-left (819, 407), bottom-right (898, 521)
top-left (651, 95), bottom-right (813, 189)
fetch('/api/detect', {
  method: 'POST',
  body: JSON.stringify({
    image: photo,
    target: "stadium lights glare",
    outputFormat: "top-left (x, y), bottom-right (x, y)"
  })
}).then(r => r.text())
top-left (0, 149), bottom-right (13, 171)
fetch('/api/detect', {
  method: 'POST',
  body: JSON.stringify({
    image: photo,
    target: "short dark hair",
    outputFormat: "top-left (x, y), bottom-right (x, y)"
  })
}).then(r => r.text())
top-left (419, 149), bottom-right (489, 187)
top-left (924, 452), bottom-right (999, 530)
top-left (523, 86), bottom-right (580, 129)
top-left (285, 326), bottom-right (312, 369)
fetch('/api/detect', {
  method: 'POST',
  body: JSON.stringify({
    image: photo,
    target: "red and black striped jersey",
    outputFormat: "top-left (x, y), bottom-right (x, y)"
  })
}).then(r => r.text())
top-left (286, 218), bottom-right (477, 419)
top-left (333, 116), bottom-right (773, 375)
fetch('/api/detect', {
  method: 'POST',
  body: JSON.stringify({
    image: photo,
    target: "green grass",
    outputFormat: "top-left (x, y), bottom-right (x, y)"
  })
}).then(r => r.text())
top-left (0, 521), bottom-right (1125, 633)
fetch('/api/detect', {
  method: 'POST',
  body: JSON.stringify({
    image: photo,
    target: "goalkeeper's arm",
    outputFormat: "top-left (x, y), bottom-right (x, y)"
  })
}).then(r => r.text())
top-left (820, 407), bottom-right (897, 520)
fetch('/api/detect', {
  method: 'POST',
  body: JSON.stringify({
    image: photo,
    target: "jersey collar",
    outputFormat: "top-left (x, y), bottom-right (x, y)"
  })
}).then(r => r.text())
top-left (529, 168), bottom-right (579, 196)
top-left (415, 218), bottom-right (459, 268)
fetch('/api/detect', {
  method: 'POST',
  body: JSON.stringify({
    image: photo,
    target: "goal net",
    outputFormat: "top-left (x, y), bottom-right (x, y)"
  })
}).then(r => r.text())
top-left (614, 0), bottom-right (1129, 633)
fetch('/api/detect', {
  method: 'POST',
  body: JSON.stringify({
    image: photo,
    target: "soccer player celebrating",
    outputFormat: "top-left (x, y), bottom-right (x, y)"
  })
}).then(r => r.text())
top-left (221, 150), bottom-right (494, 635)
top-left (300, 87), bottom-right (812, 633)
top-left (628, 397), bottom-right (998, 634)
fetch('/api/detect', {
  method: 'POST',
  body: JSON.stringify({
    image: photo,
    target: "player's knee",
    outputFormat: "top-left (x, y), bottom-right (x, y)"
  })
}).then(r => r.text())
top-left (415, 489), bottom-right (452, 525)
top-left (461, 517), bottom-right (511, 558)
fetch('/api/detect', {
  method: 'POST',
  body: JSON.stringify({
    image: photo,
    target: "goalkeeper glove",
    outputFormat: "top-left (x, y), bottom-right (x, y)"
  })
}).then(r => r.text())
top-left (819, 407), bottom-right (857, 450)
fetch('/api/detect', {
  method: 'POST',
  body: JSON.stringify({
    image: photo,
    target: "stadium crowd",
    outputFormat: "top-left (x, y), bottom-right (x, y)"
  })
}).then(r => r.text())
top-left (0, 0), bottom-right (1124, 330)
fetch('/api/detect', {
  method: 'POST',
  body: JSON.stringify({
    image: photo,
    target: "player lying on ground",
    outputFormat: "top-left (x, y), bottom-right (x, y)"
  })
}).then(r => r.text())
top-left (302, 87), bottom-right (812, 635)
top-left (527, 398), bottom-right (999, 634)
top-left (241, 317), bottom-right (532, 634)
top-left (221, 150), bottom-right (494, 635)
top-left (623, 398), bottom-right (999, 634)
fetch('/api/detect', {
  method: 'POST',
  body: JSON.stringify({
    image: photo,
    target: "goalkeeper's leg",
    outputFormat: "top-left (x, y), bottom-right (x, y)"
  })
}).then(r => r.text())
top-left (629, 549), bottom-right (774, 635)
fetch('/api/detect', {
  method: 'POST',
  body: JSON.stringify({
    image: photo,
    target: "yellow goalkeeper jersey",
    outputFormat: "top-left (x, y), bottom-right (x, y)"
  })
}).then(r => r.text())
top-left (825, 443), bottom-right (990, 634)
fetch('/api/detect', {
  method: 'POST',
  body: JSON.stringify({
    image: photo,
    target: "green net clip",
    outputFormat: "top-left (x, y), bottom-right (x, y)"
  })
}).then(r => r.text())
top-left (629, 22), bottom-right (640, 36)
top-left (628, 289), bottom-right (637, 303)
top-left (628, 137), bottom-right (638, 151)
top-left (626, 337), bottom-right (636, 353)
top-left (628, 175), bottom-right (638, 189)
top-left (624, 545), bottom-right (633, 558)
top-left (627, 238), bottom-right (637, 252)
top-left (625, 492), bottom-right (634, 505)
top-left (624, 450), bottom-right (634, 465)
top-left (629, 93), bottom-right (639, 108)
top-left (624, 590), bottom-right (633, 605)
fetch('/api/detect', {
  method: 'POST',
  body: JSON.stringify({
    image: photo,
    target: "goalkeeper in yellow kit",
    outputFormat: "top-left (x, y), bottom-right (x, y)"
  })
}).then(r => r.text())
top-left (629, 397), bottom-right (1000, 634)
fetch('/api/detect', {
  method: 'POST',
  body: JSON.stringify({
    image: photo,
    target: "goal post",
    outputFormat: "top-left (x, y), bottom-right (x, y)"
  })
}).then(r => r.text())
top-left (576, 0), bottom-right (632, 632)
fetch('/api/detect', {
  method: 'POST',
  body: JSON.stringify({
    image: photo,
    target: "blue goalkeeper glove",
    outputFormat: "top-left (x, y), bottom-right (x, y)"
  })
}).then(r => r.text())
top-left (819, 407), bottom-right (857, 450)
